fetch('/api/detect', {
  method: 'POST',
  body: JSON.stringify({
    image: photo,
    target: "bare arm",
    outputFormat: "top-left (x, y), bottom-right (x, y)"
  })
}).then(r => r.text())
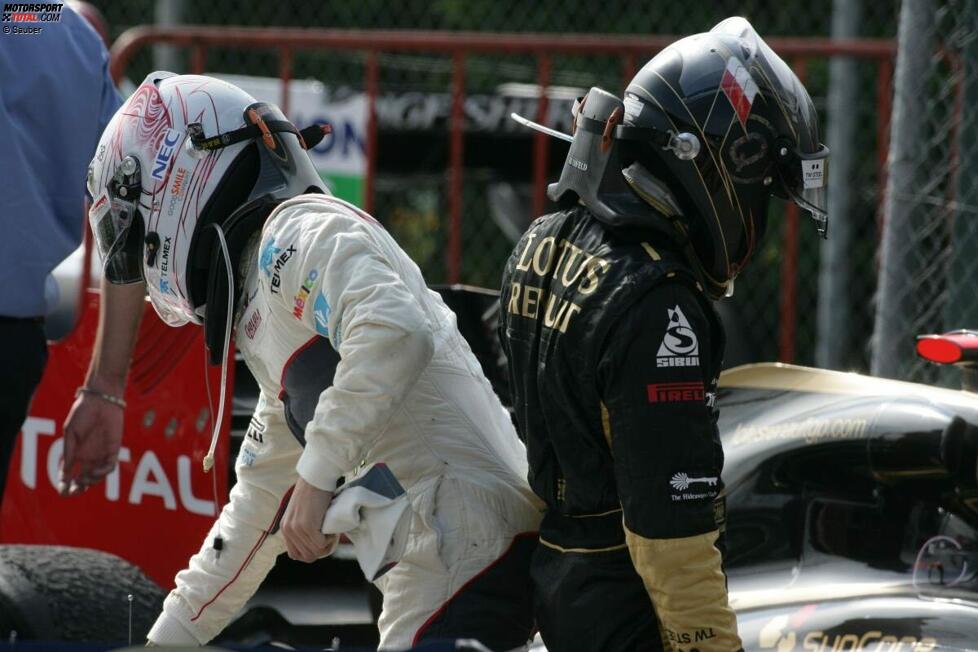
top-left (85, 277), bottom-right (146, 393)
top-left (59, 277), bottom-right (146, 495)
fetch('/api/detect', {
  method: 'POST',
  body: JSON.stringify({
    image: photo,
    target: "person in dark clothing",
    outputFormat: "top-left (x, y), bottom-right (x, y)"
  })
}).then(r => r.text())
top-left (500, 17), bottom-right (829, 652)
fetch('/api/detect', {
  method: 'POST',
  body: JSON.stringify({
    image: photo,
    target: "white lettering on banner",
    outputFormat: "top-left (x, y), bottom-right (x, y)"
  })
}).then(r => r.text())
top-left (17, 416), bottom-right (215, 515)
top-left (374, 91), bottom-right (576, 134)
top-left (178, 456), bottom-right (215, 516)
top-left (306, 120), bottom-right (366, 160)
top-left (46, 437), bottom-right (63, 490)
top-left (105, 447), bottom-right (132, 501)
top-left (128, 451), bottom-right (177, 510)
top-left (217, 74), bottom-right (578, 176)
top-left (216, 75), bottom-right (369, 177)
top-left (19, 417), bottom-right (55, 489)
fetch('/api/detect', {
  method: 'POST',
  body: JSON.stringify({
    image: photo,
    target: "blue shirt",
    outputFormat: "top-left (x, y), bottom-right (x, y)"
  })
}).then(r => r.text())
top-left (0, 5), bottom-right (121, 316)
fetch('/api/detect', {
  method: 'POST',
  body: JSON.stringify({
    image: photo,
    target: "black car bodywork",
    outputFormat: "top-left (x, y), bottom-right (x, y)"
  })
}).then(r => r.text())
top-left (720, 363), bottom-right (978, 652)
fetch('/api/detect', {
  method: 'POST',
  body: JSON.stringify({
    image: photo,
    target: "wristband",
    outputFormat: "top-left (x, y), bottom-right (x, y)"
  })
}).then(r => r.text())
top-left (76, 386), bottom-right (127, 409)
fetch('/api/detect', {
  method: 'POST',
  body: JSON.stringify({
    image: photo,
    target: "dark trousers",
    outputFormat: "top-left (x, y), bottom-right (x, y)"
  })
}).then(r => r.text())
top-left (532, 541), bottom-right (665, 652)
top-left (0, 318), bottom-right (48, 509)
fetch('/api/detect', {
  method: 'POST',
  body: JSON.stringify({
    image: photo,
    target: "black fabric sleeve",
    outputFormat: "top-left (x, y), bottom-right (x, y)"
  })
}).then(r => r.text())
top-left (597, 279), bottom-right (722, 540)
top-left (597, 279), bottom-right (742, 651)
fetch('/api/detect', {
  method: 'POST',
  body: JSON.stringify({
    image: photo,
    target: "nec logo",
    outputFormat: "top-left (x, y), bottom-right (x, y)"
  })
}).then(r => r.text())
top-left (151, 129), bottom-right (182, 181)
top-left (647, 381), bottom-right (704, 403)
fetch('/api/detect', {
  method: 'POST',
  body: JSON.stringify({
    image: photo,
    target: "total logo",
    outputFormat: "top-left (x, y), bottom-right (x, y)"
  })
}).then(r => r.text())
top-left (1, 3), bottom-right (63, 23)
top-left (18, 416), bottom-right (215, 515)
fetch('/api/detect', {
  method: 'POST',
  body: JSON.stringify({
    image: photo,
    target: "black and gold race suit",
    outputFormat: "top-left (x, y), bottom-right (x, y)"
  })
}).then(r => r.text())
top-left (499, 207), bottom-right (743, 651)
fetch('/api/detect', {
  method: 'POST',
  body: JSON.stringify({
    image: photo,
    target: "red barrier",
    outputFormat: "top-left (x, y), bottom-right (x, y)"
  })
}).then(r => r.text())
top-left (110, 27), bottom-right (896, 360)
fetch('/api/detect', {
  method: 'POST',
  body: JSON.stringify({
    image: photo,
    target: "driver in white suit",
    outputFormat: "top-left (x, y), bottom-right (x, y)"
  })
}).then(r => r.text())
top-left (72, 71), bottom-right (542, 650)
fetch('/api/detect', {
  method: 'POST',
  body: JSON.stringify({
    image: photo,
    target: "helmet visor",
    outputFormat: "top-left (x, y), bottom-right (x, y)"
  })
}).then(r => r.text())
top-left (781, 145), bottom-right (829, 237)
top-left (89, 193), bottom-right (145, 284)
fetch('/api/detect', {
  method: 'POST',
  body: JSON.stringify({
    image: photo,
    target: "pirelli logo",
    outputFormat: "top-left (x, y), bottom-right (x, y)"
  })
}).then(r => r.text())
top-left (647, 381), bottom-right (704, 403)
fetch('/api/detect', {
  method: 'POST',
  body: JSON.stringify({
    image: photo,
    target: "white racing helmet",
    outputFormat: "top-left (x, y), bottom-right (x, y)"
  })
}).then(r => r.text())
top-left (87, 72), bottom-right (329, 344)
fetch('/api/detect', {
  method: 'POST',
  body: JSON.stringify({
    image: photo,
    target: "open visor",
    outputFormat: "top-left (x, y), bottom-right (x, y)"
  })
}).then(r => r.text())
top-left (89, 192), bottom-right (145, 284)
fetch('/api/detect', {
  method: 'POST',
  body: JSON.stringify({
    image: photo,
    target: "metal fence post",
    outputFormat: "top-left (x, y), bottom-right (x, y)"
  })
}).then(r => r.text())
top-left (871, 0), bottom-right (933, 379)
top-left (153, 0), bottom-right (184, 71)
top-left (816, 0), bottom-right (862, 370)
top-left (945, 10), bottom-right (978, 339)
top-left (105, 27), bottom-right (900, 373)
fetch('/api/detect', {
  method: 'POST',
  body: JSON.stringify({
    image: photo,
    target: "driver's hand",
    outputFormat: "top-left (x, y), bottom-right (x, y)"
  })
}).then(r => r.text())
top-left (280, 478), bottom-right (337, 562)
top-left (59, 388), bottom-right (124, 495)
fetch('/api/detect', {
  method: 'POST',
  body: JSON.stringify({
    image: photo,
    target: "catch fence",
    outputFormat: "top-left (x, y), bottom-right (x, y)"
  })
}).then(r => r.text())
top-left (109, 27), bottom-right (896, 369)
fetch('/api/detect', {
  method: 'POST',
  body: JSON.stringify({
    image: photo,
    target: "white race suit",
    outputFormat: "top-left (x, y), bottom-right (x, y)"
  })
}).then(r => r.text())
top-left (148, 195), bottom-right (542, 650)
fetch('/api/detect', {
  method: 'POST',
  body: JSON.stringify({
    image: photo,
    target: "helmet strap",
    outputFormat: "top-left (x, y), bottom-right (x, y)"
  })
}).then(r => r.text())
top-left (202, 195), bottom-right (280, 364)
top-left (187, 102), bottom-right (332, 153)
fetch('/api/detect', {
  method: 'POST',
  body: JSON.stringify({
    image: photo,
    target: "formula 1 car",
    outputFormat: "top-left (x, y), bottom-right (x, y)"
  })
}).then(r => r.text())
top-left (3, 274), bottom-right (978, 650)
top-left (720, 353), bottom-right (978, 652)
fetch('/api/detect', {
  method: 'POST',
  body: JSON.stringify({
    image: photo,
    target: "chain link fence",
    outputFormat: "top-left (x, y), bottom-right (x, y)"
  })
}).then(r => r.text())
top-left (873, 0), bottom-right (978, 385)
top-left (92, 0), bottom-right (908, 373)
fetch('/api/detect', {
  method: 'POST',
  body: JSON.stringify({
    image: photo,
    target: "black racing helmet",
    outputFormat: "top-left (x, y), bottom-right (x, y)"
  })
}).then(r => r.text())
top-left (619, 17), bottom-right (828, 298)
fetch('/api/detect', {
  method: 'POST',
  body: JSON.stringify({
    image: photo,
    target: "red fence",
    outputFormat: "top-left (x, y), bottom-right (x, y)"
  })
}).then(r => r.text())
top-left (110, 27), bottom-right (895, 363)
